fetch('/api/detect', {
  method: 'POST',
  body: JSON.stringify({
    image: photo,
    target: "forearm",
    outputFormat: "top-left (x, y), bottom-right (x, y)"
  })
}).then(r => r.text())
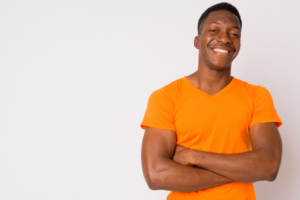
top-left (190, 149), bottom-right (277, 183)
top-left (147, 157), bottom-right (233, 192)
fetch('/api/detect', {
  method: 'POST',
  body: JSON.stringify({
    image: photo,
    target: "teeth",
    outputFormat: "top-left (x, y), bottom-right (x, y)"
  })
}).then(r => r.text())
top-left (213, 48), bottom-right (229, 53)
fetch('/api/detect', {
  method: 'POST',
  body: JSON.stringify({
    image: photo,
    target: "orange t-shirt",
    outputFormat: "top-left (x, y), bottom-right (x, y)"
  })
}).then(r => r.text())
top-left (140, 76), bottom-right (282, 200)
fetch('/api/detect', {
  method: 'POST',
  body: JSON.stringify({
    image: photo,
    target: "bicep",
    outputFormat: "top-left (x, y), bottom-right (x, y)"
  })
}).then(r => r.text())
top-left (141, 126), bottom-right (176, 183)
top-left (249, 122), bottom-right (282, 161)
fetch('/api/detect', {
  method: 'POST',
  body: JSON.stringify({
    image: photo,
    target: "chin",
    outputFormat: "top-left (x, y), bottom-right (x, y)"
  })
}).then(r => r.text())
top-left (209, 63), bottom-right (231, 71)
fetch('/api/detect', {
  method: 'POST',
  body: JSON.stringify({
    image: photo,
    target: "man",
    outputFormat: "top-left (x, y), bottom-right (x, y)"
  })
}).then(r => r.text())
top-left (140, 2), bottom-right (282, 200)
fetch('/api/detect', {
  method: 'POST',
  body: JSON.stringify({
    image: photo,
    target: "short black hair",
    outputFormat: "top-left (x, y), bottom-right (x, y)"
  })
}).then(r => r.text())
top-left (197, 2), bottom-right (242, 35)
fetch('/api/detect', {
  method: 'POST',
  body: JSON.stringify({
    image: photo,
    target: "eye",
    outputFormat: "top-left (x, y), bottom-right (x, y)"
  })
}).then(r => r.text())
top-left (210, 30), bottom-right (217, 32)
top-left (231, 33), bottom-right (240, 37)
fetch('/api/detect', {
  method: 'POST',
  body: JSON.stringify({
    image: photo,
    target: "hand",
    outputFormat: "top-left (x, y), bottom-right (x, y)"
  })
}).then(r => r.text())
top-left (173, 145), bottom-right (194, 166)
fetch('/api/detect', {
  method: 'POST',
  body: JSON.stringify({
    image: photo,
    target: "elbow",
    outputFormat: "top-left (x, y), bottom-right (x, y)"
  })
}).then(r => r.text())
top-left (145, 170), bottom-right (164, 190)
top-left (265, 168), bottom-right (279, 182)
top-left (142, 157), bottom-right (171, 190)
top-left (264, 161), bottom-right (281, 182)
top-left (143, 164), bottom-right (167, 190)
top-left (147, 179), bottom-right (160, 190)
top-left (145, 169), bottom-right (158, 190)
top-left (267, 174), bottom-right (277, 182)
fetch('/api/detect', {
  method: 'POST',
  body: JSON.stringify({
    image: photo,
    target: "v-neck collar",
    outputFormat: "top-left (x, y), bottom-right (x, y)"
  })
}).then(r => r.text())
top-left (182, 76), bottom-right (236, 99)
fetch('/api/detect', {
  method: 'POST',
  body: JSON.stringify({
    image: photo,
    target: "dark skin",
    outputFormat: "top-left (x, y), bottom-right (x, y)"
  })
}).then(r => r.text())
top-left (141, 127), bottom-right (232, 192)
top-left (141, 10), bottom-right (282, 192)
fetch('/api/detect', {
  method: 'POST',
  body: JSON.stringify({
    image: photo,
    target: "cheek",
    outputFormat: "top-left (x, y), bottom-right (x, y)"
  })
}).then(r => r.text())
top-left (234, 38), bottom-right (241, 48)
top-left (200, 36), bottom-right (215, 53)
top-left (234, 41), bottom-right (241, 55)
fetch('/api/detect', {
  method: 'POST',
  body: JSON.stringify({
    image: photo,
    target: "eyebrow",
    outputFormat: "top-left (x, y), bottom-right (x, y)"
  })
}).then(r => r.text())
top-left (232, 26), bottom-right (241, 30)
top-left (211, 22), bottom-right (241, 30)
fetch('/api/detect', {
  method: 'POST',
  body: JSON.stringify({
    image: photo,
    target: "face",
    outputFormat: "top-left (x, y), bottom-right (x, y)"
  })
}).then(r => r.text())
top-left (195, 10), bottom-right (241, 70)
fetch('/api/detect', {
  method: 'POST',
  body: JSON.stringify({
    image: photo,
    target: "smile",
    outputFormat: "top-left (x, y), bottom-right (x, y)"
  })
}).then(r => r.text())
top-left (212, 48), bottom-right (230, 53)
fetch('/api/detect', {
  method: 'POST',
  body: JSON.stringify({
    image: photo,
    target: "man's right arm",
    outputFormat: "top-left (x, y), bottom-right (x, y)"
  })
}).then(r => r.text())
top-left (141, 126), bottom-right (233, 192)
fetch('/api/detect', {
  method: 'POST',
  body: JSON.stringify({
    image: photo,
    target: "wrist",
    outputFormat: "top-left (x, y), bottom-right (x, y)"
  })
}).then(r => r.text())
top-left (188, 149), bottom-right (198, 166)
top-left (190, 149), bottom-right (206, 167)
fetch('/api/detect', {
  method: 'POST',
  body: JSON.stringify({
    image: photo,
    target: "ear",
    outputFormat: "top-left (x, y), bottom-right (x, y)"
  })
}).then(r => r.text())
top-left (194, 36), bottom-right (200, 49)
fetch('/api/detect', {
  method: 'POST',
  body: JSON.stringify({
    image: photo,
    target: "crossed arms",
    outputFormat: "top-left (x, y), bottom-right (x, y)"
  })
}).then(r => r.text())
top-left (141, 122), bottom-right (282, 192)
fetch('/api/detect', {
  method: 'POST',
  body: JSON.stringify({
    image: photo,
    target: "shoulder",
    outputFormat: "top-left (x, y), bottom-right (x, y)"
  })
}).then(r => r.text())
top-left (149, 77), bottom-right (183, 103)
top-left (234, 78), bottom-right (271, 100)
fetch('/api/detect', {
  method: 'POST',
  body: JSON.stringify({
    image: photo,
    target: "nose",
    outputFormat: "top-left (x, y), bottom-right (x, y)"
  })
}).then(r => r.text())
top-left (216, 31), bottom-right (232, 44)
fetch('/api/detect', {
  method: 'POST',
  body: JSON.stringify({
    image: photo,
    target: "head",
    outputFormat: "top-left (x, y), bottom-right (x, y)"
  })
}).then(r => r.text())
top-left (195, 2), bottom-right (242, 70)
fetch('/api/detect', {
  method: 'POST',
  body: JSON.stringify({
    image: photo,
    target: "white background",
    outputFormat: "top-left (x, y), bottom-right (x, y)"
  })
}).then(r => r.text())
top-left (0, 0), bottom-right (299, 199)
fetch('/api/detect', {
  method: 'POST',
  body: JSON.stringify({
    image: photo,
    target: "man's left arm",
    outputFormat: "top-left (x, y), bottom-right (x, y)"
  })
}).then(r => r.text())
top-left (173, 122), bottom-right (282, 183)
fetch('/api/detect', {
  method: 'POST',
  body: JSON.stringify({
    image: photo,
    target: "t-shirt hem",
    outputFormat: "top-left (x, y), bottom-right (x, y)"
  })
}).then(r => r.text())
top-left (250, 120), bottom-right (282, 128)
top-left (140, 123), bottom-right (176, 131)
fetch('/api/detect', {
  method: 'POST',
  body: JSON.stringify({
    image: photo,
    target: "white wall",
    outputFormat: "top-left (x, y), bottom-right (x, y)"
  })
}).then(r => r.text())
top-left (0, 0), bottom-right (299, 199)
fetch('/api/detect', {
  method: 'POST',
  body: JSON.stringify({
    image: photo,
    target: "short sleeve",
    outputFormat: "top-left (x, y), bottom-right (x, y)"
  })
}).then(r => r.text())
top-left (250, 86), bottom-right (282, 128)
top-left (140, 88), bottom-right (175, 131)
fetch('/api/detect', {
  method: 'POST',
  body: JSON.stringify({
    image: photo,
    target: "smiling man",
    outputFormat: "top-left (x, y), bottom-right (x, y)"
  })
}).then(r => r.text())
top-left (140, 2), bottom-right (282, 200)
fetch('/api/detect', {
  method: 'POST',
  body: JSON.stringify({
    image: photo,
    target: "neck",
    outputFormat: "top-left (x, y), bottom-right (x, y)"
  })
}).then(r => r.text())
top-left (197, 62), bottom-right (232, 85)
top-left (187, 61), bottom-right (233, 96)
